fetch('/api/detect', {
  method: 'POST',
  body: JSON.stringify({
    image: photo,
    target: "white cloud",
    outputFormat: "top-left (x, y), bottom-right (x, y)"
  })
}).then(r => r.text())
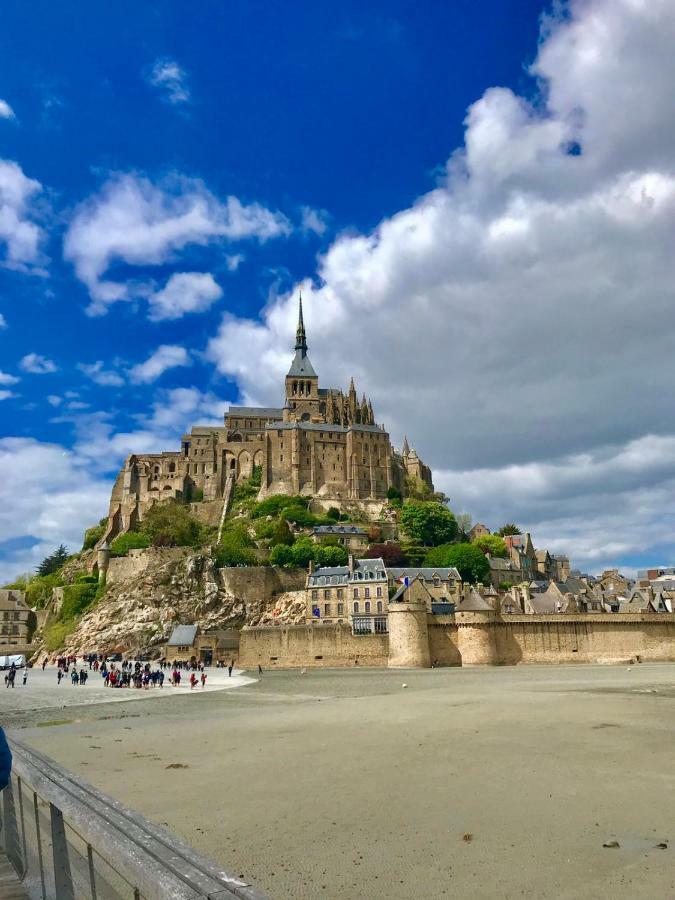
top-left (147, 271), bottom-right (223, 321)
top-left (47, 395), bottom-right (61, 407)
top-left (128, 344), bottom-right (191, 384)
top-left (0, 160), bottom-right (43, 269)
top-left (0, 438), bottom-right (111, 584)
top-left (77, 360), bottom-right (124, 387)
top-left (206, 0), bottom-right (675, 572)
top-left (0, 371), bottom-right (19, 386)
top-left (147, 58), bottom-right (190, 105)
top-left (0, 100), bottom-right (14, 120)
top-left (19, 353), bottom-right (57, 374)
top-left (0, 313), bottom-right (7, 328)
top-left (0, 390), bottom-right (17, 401)
top-left (225, 254), bottom-right (244, 272)
top-left (64, 173), bottom-right (291, 314)
top-left (300, 205), bottom-right (329, 236)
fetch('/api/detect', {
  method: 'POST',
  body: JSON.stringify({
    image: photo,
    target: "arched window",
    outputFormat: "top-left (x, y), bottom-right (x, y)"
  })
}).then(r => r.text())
top-left (353, 587), bottom-right (359, 598)
top-left (364, 601), bottom-right (371, 613)
top-left (293, 381), bottom-right (298, 395)
top-left (377, 600), bottom-right (383, 612)
top-left (353, 601), bottom-right (360, 613)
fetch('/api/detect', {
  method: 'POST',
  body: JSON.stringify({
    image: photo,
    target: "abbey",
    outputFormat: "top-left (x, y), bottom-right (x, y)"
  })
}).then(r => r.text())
top-left (102, 297), bottom-right (433, 541)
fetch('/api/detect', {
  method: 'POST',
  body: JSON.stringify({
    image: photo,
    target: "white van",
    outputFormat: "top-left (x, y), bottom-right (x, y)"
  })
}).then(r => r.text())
top-left (0, 654), bottom-right (26, 669)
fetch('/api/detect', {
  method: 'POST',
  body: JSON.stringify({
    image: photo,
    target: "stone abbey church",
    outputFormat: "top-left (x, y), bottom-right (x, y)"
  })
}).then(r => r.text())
top-left (103, 298), bottom-right (433, 540)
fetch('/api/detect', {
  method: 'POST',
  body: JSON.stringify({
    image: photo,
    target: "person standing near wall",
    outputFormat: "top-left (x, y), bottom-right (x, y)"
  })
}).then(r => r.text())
top-left (0, 726), bottom-right (11, 791)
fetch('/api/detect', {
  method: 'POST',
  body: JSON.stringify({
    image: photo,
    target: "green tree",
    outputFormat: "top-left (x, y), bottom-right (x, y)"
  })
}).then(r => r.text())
top-left (140, 501), bottom-right (202, 547)
top-left (472, 534), bottom-right (508, 559)
top-left (326, 507), bottom-right (341, 521)
top-left (498, 523), bottom-right (521, 536)
top-left (400, 502), bottom-right (458, 546)
top-left (270, 518), bottom-right (295, 547)
top-left (314, 545), bottom-right (348, 567)
top-left (37, 544), bottom-right (69, 576)
top-left (423, 543), bottom-right (490, 584)
top-left (252, 494), bottom-right (308, 519)
top-left (25, 573), bottom-right (63, 608)
top-left (289, 536), bottom-right (316, 568)
top-left (386, 486), bottom-right (402, 502)
top-left (269, 543), bottom-right (294, 567)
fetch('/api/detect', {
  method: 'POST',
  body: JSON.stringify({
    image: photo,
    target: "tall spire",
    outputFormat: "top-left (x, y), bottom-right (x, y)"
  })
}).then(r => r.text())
top-left (295, 291), bottom-right (307, 353)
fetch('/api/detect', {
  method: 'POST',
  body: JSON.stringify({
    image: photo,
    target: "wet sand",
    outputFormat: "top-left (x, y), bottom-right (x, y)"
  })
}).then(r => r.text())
top-left (7, 664), bottom-right (675, 899)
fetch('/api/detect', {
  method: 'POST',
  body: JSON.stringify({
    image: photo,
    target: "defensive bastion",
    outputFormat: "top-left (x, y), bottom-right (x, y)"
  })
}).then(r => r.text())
top-left (239, 598), bottom-right (675, 668)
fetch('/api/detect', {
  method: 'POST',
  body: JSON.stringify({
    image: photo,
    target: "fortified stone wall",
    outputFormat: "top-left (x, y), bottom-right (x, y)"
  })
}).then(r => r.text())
top-left (105, 548), bottom-right (189, 585)
top-left (239, 613), bottom-right (675, 669)
top-left (239, 623), bottom-right (389, 668)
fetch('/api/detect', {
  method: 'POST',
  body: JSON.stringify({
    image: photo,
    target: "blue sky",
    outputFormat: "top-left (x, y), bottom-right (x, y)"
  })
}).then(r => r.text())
top-left (2, 0), bottom-right (675, 581)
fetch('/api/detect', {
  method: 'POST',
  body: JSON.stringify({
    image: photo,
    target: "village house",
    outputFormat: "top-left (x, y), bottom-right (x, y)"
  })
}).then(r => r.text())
top-left (165, 624), bottom-right (240, 665)
top-left (0, 590), bottom-right (33, 652)
top-left (387, 567), bottom-right (461, 610)
top-left (306, 556), bottom-right (388, 633)
top-left (311, 524), bottom-right (368, 551)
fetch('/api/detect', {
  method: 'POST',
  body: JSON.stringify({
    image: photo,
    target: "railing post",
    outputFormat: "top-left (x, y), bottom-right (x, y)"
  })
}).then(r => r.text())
top-left (33, 792), bottom-right (47, 900)
top-left (2, 780), bottom-right (22, 874)
top-left (87, 843), bottom-right (98, 899)
top-left (50, 802), bottom-right (75, 900)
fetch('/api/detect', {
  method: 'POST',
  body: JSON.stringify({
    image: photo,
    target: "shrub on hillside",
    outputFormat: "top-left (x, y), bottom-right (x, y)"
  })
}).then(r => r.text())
top-left (364, 542), bottom-right (406, 566)
top-left (269, 544), bottom-right (294, 567)
top-left (252, 494), bottom-right (309, 519)
top-left (44, 621), bottom-right (76, 653)
top-left (314, 545), bottom-right (348, 567)
top-left (472, 534), bottom-right (508, 559)
top-left (326, 507), bottom-right (340, 521)
top-left (59, 582), bottom-right (98, 621)
top-left (269, 518), bottom-right (295, 547)
top-left (110, 532), bottom-right (150, 557)
top-left (214, 524), bottom-right (256, 567)
top-left (141, 501), bottom-right (203, 547)
top-left (82, 520), bottom-right (107, 550)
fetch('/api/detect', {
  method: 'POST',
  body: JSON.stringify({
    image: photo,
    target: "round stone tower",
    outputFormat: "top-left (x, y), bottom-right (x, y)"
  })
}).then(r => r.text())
top-left (455, 607), bottom-right (498, 665)
top-left (388, 600), bottom-right (431, 668)
top-left (96, 541), bottom-right (110, 583)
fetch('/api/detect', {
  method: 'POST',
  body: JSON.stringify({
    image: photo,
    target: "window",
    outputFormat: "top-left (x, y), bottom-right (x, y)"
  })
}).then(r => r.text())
top-left (324, 604), bottom-right (331, 616)
top-left (311, 590), bottom-right (318, 600)
top-left (364, 588), bottom-right (370, 599)
top-left (353, 588), bottom-right (359, 598)
top-left (323, 589), bottom-right (331, 600)
top-left (337, 603), bottom-right (344, 615)
top-left (376, 587), bottom-right (382, 598)
top-left (353, 601), bottom-right (360, 613)
top-left (337, 589), bottom-right (343, 600)
top-left (377, 600), bottom-right (383, 612)
top-left (365, 601), bottom-right (371, 613)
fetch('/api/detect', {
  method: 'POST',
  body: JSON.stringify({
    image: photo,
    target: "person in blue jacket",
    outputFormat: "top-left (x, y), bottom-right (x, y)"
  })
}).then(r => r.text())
top-left (0, 726), bottom-right (12, 790)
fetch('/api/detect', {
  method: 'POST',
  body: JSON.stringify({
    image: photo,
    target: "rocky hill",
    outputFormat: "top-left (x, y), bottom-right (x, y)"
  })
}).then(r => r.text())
top-left (47, 549), bottom-right (307, 658)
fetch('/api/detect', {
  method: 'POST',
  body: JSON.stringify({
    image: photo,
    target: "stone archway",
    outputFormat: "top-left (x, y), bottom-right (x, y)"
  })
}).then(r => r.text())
top-left (238, 450), bottom-right (252, 480)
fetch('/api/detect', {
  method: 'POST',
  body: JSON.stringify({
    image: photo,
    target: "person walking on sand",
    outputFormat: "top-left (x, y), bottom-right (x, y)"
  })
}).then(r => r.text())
top-left (42, 659), bottom-right (47, 671)
top-left (228, 664), bottom-right (233, 677)
top-left (190, 672), bottom-right (197, 690)
top-left (22, 670), bottom-right (27, 687)
top-left (200, 671), bottom-right (207, 689)
top-left (57, 668), bottom-right (63, 685)
top-left (258, 664), bottom-right (263, 675)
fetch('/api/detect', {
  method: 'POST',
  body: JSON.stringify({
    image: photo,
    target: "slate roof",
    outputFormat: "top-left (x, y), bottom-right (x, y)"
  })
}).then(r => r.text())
top-left (167, 625), bottom-right (198, 646)
top-left (388, 567), bottom-right (461, 582)
top-left (457, 588), bottom-right (493, 611)
top-left (313, 525), bottom-right (367, 535)
top-left (226, 406), bottom-right (284, 419)
top-left (287, 349), bottom-right (317, 377)
top-left (308, 558), bottom-right (386, 585)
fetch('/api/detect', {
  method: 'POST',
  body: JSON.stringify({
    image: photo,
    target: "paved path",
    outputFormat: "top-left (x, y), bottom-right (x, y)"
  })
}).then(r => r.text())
top-left (0, 852), bottom-right (28, 899)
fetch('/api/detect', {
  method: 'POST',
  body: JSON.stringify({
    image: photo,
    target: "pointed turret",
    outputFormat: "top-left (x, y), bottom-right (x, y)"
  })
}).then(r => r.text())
top-left (367, 400), bottom-right (374, 425)
top-left (402, 435), bottom-right (410, 456)
top-left (295, 291), bottom-right (307, 352)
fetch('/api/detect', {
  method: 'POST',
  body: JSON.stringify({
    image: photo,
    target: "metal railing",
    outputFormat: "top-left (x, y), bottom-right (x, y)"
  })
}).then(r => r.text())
top-left (0, 736), bottom-right (268, 900)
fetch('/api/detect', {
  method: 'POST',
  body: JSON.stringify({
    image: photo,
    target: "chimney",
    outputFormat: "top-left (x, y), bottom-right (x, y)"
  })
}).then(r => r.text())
top-left (308, 560), bottom-right (314, 575)
top-left (348, 554), bottom-right (354, 573)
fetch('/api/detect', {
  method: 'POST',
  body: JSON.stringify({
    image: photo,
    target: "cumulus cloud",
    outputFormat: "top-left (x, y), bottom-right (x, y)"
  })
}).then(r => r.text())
top-left (300, 205), bottom-right (329, 236)
top-left (19, 353), bottom-right (57, 374)
top-left (206, 0), bottom-right (675, 571)
top-left (128, 344), bottom-right (191, 383)
top-left (147, 58), bottom-right (190, 105)
top-left (77, 360), bottom-right (124, 387)
top-left (0, 371), bottom-right (19, 386)
top-left (0, 160), bottom-right (43, 269)
top-left (0, 390), bottom-right (17, 401)
top-left (0, 100), bottom-right (15, 120)
top-left (63, 173), bottom-right (291, 314)
top-left (0, 438), bottom-right (111, 583)
top-left (0, 313), bottom-right (7, 328)
top-left (147, 271), bottom-right (223, 321)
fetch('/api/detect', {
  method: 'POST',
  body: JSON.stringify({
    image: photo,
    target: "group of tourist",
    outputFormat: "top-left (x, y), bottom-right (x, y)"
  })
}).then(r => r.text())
top-left (3, 663), bottom-right (27, 688)
top-left (45, 654), bottom-right (232, 690)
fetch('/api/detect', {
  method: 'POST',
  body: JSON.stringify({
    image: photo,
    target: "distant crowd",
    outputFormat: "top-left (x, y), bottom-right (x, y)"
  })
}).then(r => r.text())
top-left (47, 653), bottom-right (239, 690)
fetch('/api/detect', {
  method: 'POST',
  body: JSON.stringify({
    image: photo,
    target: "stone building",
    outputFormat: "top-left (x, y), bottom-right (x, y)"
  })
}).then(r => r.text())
top-left (0, 590), bottom-right (32, 651)
top-left (311, 524), bottom-right (368, 551)
top-left (101, 297), bottom-right (433, 545)
top-left (468, 523), bottom-right (490, 542)
top-left (164, 624), bottom-right (240, 665)
top-left (387, 567), bottom-right (461, 608)
top-left (306, 556), bottom-right (388, 633)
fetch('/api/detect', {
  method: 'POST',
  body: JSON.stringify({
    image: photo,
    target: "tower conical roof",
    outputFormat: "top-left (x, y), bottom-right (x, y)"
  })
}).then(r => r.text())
top-left (287, 293), bottom-right (317, 377)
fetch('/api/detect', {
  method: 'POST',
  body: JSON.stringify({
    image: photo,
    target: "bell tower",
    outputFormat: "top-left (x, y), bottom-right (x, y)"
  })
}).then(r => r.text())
top-left (284, 294), bottom-right (322, 421)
